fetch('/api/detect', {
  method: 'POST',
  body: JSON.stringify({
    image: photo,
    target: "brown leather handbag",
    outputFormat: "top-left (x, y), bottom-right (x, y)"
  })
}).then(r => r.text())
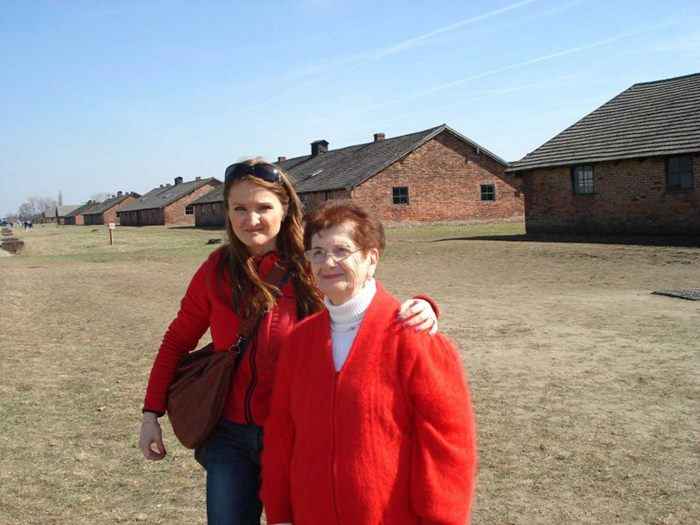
top-left (166, 263), bottom-right (288, 449)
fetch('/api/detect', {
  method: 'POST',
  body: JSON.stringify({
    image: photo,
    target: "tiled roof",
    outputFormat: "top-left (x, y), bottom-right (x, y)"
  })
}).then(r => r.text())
top-left (65, 202), bottom-right (97, 217)
top-left (291, 124), bottom-right (506, 193)
top-left (191, 124), bottom-right (505, 204)
top-left (192, 185), bottom-right (224, 205)
top-left (82, 193), bottom-right (138, 216)
top-left (508, 72), bottom-right (700, 172)
top-left (118, 178), bottom-right (220, 212)
top-left (189, 155), bottom-right (308, 206)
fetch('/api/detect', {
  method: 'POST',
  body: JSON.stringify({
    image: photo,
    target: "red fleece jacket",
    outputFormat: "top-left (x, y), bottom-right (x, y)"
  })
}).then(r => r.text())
top-left (142, 248), bottom-right (298, 425)
top-left (261, 282), bottom-right (477, 525)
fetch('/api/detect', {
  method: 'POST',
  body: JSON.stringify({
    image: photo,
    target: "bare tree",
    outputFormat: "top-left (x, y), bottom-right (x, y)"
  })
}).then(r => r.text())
top-left (17, 196), bottom-right (57, 220)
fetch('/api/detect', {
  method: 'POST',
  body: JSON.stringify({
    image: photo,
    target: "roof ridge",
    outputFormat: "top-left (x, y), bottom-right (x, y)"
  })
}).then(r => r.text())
top-left (633, 71), bottom-right (700, 87)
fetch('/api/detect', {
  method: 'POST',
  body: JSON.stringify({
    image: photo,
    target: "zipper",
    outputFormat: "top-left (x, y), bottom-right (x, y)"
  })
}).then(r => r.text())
top-left (243, 341), bottom-right (258, 424)
top-left (331, 372), bottom-right (341, 524)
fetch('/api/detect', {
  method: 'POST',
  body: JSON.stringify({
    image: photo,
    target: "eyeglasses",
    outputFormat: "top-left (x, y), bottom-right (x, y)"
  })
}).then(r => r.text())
top-left (304, 246), bottom-right (362, 264)
top-left (225, 162), bottom-right (281, 184)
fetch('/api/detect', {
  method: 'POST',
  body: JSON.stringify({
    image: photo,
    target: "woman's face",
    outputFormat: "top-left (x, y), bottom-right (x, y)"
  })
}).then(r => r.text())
top-left (227, 180), bottom-right (287, 256)
top-left (309, 222), bottom-right (378, 305)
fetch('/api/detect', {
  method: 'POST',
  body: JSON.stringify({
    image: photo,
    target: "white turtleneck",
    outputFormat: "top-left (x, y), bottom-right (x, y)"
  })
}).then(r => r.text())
top-left (324, 278), bottom-right (377, 372)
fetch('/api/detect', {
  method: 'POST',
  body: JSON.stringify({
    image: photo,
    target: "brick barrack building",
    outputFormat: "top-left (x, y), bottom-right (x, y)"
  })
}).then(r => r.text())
top-left (192, 123), bottom-right (523, 227)
top-left (63, 202), bottom-right (94, 225)
top-left (81, 191), bottom-right (139, 225)
top-left (508, 72), bottom-right (700, 235)
top-left (118, 177), bottom-right (221, 226)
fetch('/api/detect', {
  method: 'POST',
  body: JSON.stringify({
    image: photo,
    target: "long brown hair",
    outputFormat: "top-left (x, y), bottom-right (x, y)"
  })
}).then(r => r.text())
top-left (218, 159), bottom-right (323, 319)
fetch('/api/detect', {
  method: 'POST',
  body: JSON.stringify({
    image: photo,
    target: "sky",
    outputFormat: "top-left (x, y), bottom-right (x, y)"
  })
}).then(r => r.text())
top-left (2, 0), bottom-right (699, 215)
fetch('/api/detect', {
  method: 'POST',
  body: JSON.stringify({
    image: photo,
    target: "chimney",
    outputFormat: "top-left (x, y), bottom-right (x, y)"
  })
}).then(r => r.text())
top-left (373, 133), bottom-right (385, 142)
top-left (278, 156), bottom-right (287, 163)
top-left (174, 176), bottom-right (183, 185)
top-left (117, 191), bottom-right (123, 197)
top-left (311, 140), bottom-right (329, 156)
top-left (195, 176), bottom-right (201, 181)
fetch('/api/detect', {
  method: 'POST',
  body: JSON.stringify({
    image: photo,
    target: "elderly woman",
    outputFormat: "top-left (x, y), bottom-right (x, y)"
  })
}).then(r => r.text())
top-left (262, 203), bottom-right (477, 525)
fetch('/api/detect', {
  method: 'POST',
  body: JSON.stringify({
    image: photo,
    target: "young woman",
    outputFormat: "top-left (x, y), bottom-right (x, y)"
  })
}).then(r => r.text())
top-left (261, 203), bottom-right (477, 525)
top-left (138, 161), bottom-right (439, 525)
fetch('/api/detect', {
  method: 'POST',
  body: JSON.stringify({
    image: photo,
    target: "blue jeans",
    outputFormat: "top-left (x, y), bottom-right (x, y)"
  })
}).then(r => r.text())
top-left (194, 420), bottom-right (264, 525)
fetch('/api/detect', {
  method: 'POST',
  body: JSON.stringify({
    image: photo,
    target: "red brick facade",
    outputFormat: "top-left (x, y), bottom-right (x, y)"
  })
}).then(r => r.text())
top-left (519, 155), bottom-right (699, 234)
top-left (163, 183), bottom-right (216, 226)
top-left (84, 196), bottom-right (137, 226)
top-left (301, 131), bottom-right (524, 223)
top-left (119, 182), bottom-right (219, 226)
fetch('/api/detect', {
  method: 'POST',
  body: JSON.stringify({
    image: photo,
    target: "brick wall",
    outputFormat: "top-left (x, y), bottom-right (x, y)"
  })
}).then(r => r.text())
top-left (520, 155), bottom-right (700, 234)
top-left (164, 182), bottom-right (220, 226)
top-left (195, 202), bottom-right (226, 227)
top-left (349, 131), bottom-right (524, 223)
top-left (102, 196), bottom-right (137, 225)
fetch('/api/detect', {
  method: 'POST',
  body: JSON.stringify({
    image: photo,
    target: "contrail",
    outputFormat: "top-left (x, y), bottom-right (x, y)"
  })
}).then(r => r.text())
top-left (366, 26), bottom-right (669, 111)
top-left (373, 0), bottom-right (538, 59)
top-left (283, 0), bottom-right (538, 83)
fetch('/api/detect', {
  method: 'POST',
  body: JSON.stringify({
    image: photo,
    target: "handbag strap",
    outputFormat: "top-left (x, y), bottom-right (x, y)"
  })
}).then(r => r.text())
top-left (228, 261), bottom-right (289, 358)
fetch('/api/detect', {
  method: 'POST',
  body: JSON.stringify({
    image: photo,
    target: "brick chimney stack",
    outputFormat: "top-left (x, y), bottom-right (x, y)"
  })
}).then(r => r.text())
top-left (117, 191), bottom-right (123, 197)
top-left (311, 140), bottom-right (329, 156)
top-left (174, 176), bottom-right (183, 185)
top-left (373, 133), bottom-right (386, 142)
top-left (278, 156), bottom-right (287, 163)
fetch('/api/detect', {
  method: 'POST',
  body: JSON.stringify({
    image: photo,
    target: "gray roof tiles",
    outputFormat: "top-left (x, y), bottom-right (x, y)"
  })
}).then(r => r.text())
top-left (82, 193), bottom-right (138, 216)
top-left (191, 124), bottom-right (505, 205)
top-left (66, 202), bottom-right (99, 217)
top-left (508, 72), bottom-right (700, 172)
top-left (118, 178), bottom-right (220, 212)
top-left (290, 124), bottom-right (506, 193)
top-left (192, 185), bottom-right (224, 205)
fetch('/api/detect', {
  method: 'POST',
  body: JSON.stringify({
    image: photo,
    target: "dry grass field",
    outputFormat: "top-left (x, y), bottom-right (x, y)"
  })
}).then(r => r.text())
top-left (1, 223), bottom-right (698, 525)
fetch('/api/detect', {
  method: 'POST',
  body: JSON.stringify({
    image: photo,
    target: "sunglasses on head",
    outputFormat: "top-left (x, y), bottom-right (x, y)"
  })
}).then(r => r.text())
top-left (224, 162), bottom-right (281, 184)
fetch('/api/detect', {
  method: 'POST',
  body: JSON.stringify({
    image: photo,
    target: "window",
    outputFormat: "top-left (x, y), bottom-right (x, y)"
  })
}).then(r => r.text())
top-left (392, 186), bottom-right (409, 205)
top-left (323, 191), bottom-right (332, 201)
top-left (572, 165), bottom-right (594, 194)
top-left (480, 184), bottom-right (495, 201)
top-left (666, 155), bottom-right (694, 191)
top-left (185, 205), bottom-right (194, 215)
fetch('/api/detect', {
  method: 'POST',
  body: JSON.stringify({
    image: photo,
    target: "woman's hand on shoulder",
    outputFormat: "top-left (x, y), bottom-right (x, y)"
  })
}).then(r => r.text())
top-left (398, 298), bottom-right (438, 335)
top-left (139, 413), bottom-right (167, 460)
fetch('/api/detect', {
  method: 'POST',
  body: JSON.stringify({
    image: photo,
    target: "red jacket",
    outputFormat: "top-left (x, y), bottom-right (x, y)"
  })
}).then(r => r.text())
top-left (262, 282), bottom-right (477, 525)
top-left (142, 248), bottom-right (298, 426)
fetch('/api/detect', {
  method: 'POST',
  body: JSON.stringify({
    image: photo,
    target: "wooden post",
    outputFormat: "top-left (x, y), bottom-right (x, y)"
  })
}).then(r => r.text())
top-left (108, 223), bottom-right (115, 245)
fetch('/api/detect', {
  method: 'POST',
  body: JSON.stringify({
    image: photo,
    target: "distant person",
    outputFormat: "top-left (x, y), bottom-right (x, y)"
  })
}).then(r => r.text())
top-left (138, 160), bottom-right (440, 525)
top-left (262, 203), bottom-right (477, 525)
